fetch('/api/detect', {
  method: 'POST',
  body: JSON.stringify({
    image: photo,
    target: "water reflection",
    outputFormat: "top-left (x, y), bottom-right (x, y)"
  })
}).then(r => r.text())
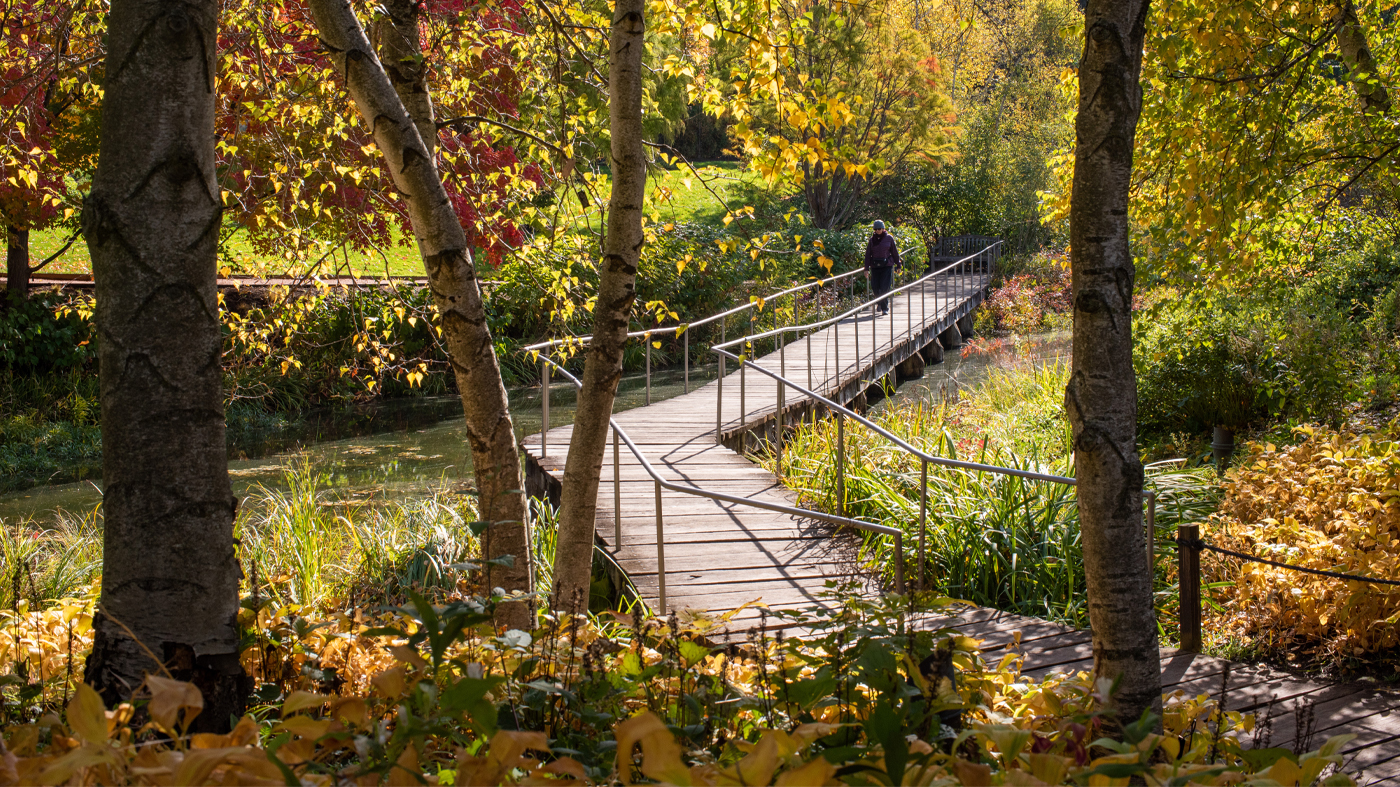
top-left (0, 363), bottom-right (721, 528)
top-left (3, 333), bottom-right (1068, 529)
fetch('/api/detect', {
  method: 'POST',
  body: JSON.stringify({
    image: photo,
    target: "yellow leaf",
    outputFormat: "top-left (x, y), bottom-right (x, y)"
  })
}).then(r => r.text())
top-left (66, 683), bottom-right (108, 744)
top-left (372, 666), bottom-right (406, 698)
top-left (775, 756), bottom-right (836, 786)
top-left (146, 676), bottom-right (204, 732)
top-left (615, 711), bottom-right (691, 785)
top-left (282, 690), bottom-right (327, 716)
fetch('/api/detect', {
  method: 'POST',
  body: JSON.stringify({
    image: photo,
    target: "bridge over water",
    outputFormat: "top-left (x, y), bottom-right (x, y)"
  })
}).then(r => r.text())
top-left (522, 245), bottom-right (1400, 782)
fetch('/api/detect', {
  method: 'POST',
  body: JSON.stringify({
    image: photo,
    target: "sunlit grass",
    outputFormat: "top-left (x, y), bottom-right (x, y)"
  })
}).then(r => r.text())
top-left (27, 160), bottom-right (757, 278)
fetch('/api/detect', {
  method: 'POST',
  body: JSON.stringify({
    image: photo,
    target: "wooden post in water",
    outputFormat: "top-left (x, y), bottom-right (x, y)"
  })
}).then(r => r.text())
top-left (1178, 523), bottom-right (1202, 652)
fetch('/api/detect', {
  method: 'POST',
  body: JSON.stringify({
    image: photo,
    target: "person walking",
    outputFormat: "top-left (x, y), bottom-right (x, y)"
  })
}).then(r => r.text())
top-left (864, 220), bottom-right (901, 315)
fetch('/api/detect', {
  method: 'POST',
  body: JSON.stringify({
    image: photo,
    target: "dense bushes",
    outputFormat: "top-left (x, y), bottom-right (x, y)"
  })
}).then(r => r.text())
top-left (1205, 425), bottom-right (1400, 672)
top-left (0, 584), bottom-right (1358, 785)
top-left (1134, 300), bottom-right (1356, 438)
top-left (973, 249), bottom-right (1071, 335)
top-left (0, 292), bottom-right (95, 374)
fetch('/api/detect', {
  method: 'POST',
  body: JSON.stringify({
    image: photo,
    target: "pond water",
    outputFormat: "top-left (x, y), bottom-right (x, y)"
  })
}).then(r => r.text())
top-left (0, 331), bottom-right (1069, 529)
top-left (0, 363), bottom-right (721, 528)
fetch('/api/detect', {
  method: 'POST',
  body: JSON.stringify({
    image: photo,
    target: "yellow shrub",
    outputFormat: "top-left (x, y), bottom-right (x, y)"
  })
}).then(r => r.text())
top-left (1206, 424), bottom-right (1400, 668)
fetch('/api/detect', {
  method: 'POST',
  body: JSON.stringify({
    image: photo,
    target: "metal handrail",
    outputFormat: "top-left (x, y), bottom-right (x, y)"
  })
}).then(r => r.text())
top-left (710, 262), bottom-right (1169, 592)
top-left (714, 244), bottom-right (998, 352)
top-left (537, 357), bottom-right (905, 615)
top-left (530, 263), bottom-right (875, 454)
top-left (520, 267), bottom-right (867, 353)
top-left (708, 242), bottom-right (1001, 442)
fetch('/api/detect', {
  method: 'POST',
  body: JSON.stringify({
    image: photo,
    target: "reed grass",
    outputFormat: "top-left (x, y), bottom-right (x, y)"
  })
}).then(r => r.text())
top-left (771, 361), bottom-right (1221, 629)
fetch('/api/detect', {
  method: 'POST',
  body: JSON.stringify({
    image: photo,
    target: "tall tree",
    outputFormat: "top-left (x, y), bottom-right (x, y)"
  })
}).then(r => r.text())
top-left (551, 0), bottom-right (648, 612)
top-left (305, 0), bottom-right (534, 627)
top-left (83, 0), bottom-right (246, 725)
top-left (715, 0), bottom-right (955, 229)
top-left (1065, 0), bottom-right (1160, 726)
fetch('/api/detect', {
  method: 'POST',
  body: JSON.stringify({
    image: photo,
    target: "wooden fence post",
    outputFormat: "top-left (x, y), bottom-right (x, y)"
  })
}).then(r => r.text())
top-left (1178, 523), bottom-right (1202, 652)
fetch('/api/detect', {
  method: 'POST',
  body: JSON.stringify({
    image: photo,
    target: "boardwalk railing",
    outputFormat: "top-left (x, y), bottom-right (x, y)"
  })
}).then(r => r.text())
top-left (710, 246), bottom-right (1166, 613)
top-left (522, 251), bottom-right (941, 456)
top-left (711, 242), bottom-right (1001, 446)
top-left (534, 359), bottom-right (905, 614)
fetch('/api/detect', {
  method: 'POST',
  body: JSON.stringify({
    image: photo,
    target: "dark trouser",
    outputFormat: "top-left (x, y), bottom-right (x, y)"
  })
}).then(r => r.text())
top-left (870, 265), bottom-right (894, 313)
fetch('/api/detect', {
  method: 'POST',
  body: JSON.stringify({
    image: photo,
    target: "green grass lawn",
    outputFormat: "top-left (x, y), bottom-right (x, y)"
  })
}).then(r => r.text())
top-left (27, 160), bottom-right (755, 279)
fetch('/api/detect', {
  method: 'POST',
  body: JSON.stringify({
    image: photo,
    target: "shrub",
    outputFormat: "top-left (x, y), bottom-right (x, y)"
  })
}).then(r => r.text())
top-left (1135, 300), bottom-right (1356, 437)
top-left (0, 588), bottom-right (1359, 785)
top-left (0, 292), bottom-right (95, 374)
top-left (979, 249), bottom-right (1071, 334)
top-left (1204, 424), bottom-right (1400, 672)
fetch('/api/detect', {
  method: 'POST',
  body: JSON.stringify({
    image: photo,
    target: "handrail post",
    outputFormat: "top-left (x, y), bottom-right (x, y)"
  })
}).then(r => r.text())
top-left (894, 533), bottom-right (905, 596)
top-left (919, 459), bottom-right (928, 592)
top-left (614, 426), bottom-right (622, 548)
top-left (834, 318), bottom-right (841, 396)
top-left (836, 413), bottom-right (846, 517)
top-left (740, 348), bottom-right (747, 430)
top-left (683, 328), bottom-right (689, 394)
top-left (655, 479), bottom-right (666, 614)
top-left (854, 306), bottom-right (860, 383)
top-left (541, 356), bottom-right (550, 457)
top-left (716, 323), bottom-right (725, 444)
top-left (1178, 522), bottom-right (1202, 652)
top-left (778, 341), bottom-right (787, 475)
top-left (645, 332), bottom-right (652, 406)
top-left (806, 325), bottom-right (813, 392)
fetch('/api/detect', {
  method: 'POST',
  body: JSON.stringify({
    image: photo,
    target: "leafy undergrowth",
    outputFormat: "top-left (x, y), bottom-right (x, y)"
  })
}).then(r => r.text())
top-left (0, 589), bottom-right (1359, 785)
top-left (1205, 424), bottom-right (1400, 675)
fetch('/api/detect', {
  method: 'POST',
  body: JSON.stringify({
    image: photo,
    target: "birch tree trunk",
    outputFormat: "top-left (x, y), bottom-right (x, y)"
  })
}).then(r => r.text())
top-left (373, 0), bottom-right (437, 162)
top-left (306, 0), bottom-right (533, 628)
top-left (1337, 0), bottom-right (1390, 113)
top-left (83, 0), bottom-right (246, 727)
top-left (1065, 0), bottom-right (1161, 728)
top-left (551, 0), bottom-right (647, 613)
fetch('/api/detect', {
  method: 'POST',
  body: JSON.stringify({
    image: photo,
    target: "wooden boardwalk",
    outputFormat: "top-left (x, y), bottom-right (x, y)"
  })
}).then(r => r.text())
top-left (521, 272), bottom-right (1400, 781)
top-left (524, 273), bottom-right (987, 629)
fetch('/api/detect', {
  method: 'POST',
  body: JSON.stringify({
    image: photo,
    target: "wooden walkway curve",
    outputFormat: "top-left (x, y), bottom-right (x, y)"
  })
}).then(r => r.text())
top-left (521, 271), bottom-right (1400, 782)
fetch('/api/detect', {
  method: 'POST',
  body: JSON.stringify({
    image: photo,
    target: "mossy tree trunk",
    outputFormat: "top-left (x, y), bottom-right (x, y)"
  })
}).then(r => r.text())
top-left (306, 0), bottom-right (533, 628)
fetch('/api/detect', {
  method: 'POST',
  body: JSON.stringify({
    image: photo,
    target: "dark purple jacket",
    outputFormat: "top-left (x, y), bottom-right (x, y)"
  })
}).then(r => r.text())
top-left (864, 232), bottom-right (900, 270)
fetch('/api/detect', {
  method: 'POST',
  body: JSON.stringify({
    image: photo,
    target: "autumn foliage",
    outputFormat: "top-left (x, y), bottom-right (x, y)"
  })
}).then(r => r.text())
top-left (0, 590), bottom-right (1359, 785)
top-left (1206, 425), bottom-right (1400, 670)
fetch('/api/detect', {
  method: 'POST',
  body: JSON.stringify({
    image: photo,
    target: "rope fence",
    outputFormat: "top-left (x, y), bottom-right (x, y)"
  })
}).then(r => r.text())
top-left (1173, 522), bottom-right (1400, 652)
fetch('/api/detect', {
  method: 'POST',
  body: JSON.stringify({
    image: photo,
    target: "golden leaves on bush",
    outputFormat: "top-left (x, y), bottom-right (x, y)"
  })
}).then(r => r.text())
top-left (1206, 424), bottom-right (1400, 667)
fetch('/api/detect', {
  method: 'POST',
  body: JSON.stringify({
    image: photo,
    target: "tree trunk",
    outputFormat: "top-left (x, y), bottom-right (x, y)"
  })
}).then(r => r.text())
top-left (551, 0), bottom-right (647, 614)
top-left (1336, 1), bottom-right (1390, 113)
top-left (374, 0), bottom-right (437, 163)
top-left (6, 226), bottom-right (29, 304)
top-left (306, 0), bottom-right (533, 628)
top-left (1065, 0), bottom-right (1160, 728)
top-left (83, 0), bottom-right (246, 728)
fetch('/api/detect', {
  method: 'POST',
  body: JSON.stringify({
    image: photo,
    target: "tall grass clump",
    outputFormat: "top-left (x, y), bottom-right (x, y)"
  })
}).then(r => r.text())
top-left (0, 507), bottom-right (103, 609)
top-left (236, 460), bottom-right (486, 609)
top-left (772, 361), bottom-right (1220, 629)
